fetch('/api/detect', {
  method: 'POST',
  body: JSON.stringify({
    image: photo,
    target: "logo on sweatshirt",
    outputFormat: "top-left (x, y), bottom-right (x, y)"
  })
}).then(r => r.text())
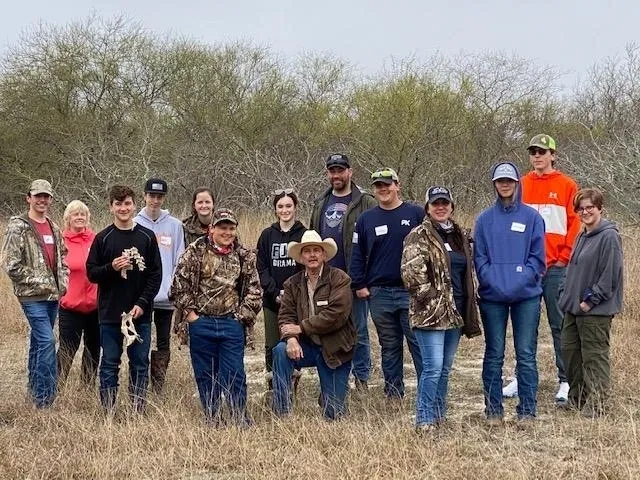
top-left (272, 243), bottom-right (296, 268)
top-left (549, 192), bottom-right (558, 199)
top-left (401, 219), bottom-right (411, 227)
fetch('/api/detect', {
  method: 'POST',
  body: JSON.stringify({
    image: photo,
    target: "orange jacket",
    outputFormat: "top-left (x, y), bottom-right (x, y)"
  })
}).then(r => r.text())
top-left (521, 170), bottom-right (580, 267)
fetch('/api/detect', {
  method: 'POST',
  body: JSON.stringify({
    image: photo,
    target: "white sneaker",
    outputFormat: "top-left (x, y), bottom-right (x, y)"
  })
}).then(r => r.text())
top-left (555, 382), bottom-right (570, 403)
top-left (502, 378), bottom-right (518, 398)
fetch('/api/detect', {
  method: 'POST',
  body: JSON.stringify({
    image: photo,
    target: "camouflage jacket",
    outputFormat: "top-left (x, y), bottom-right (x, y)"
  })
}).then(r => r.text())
top-left (401, 218), bottom-right (464, 331)
top-left (182, 214), bottom-right (209, 246)
top-left (169, 237), bottom-right (262, 347)
top-left (1, 213), bottom-right (69, 301)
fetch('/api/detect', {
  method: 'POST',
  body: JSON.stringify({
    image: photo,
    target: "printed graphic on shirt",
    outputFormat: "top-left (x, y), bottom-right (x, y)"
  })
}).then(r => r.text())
top-left (271, 242), bottom-right (296, 268)
top-left (324, 202), bottom-right (349, 229)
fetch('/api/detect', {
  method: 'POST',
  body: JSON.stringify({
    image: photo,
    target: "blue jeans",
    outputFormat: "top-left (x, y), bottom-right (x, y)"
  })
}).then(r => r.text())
top-left (189, 316), bottom-right (248, 424)
top-left (480, 297), bottom-right (541, 418)
top-left (22, 300), bottom-right (59, 408)
top-left (543, 266), bottom-right (567, 383)
top-left (368, 286), bottom-right (423, 398)
top-left (99, 322), bottom-right (151, 412)
top-left (414, 328), bottom-right (461, 426)
top-left (272, 339), bottom-right (352, 420)
top-left (351, 293), bottom-right (371, 382)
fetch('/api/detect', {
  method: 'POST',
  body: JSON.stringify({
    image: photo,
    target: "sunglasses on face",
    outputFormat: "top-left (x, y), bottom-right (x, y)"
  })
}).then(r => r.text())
top-left (575, 205), bottom-right (596, 214)
top-left (528, 147), bottom-right (549, 156)
top-left (273, 188), bottom-right (294, 195)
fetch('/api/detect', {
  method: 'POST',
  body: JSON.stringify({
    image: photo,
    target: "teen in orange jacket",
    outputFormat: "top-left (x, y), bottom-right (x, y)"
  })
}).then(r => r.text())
top-left (503, 134), bottom-right (580, 405)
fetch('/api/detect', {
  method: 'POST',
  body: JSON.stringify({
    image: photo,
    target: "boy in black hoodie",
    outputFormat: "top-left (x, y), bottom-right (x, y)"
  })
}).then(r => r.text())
top-left (87, 185), bottom-right (162, 412)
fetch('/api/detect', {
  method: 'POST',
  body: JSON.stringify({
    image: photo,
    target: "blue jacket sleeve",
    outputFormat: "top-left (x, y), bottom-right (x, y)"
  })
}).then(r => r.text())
top-left (526, 213), bottom-right (547, 280)
top-left (472, 218), bottom-right (490, 285)
top-left (349, 218), bottom-right (367, 290)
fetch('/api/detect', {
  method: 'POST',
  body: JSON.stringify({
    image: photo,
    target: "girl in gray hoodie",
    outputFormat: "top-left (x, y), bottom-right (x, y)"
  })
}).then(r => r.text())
top-left (559, 188), bottom-right (623, 417)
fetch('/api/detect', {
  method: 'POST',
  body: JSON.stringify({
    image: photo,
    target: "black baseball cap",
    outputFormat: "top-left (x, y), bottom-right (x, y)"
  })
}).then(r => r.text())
top-left (426, 186), bottom-right (453, 204)
top-left (325, 153), bottom-right (350, 169)
top-left (144, 178), bottom-right (168, 194)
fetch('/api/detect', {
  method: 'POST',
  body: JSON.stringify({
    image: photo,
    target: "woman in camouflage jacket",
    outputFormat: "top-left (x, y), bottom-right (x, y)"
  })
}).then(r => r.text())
top-left (401, 186), bottom-right (480, 433)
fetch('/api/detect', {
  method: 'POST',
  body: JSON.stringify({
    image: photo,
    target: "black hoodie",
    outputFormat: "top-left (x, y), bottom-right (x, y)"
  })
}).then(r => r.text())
top-left (256, 220), bottom-right (307, 311)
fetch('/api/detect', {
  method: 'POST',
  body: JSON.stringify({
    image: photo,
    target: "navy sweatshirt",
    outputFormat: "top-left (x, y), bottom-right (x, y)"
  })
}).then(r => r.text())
top-left (86, 223), bottom-right (162, 325)
top-left (256, 220), bottom-right (306, 311)
top-left (350, 202), bottom-right (425, 290)
top-left (473, 162), bottom-right (546, 303)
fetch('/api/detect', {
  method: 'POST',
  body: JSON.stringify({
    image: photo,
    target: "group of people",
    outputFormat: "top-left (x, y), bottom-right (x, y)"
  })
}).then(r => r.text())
top-left (0, 133), bottom-right (623, 433)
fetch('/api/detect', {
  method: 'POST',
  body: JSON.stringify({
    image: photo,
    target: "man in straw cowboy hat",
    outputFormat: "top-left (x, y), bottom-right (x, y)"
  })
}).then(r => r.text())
top-left (272, 230), bottom-right (357, 420)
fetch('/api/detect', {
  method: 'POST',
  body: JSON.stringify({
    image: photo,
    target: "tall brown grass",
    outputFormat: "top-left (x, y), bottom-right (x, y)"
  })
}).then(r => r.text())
top-left (0, 215), bottom-right (639, 479)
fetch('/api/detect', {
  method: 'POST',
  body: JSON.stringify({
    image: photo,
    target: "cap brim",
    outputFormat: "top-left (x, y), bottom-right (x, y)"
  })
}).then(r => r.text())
top-left (428, 194), bottom-right (452, 204)
top-left (527, 143), bottom-right (550, 150)
top-left (326, 163), bottom-right (349, 169)
top-left (372, 178), bottom-right (395, 185)
top-left (492, 175), bottom-right (519, 182)
top-left (212, 219), bottom-right (238, 226)
top-left (30, 190), bottom-right (53, 197)
top-left (288, 239), bottom-right (337, 263)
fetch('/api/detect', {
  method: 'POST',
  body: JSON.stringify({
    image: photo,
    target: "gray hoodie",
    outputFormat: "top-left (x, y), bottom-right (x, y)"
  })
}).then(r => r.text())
top-left (559, 219), bottom-right (623, 316)
top-left (134, 208), bottom-right (185, 309)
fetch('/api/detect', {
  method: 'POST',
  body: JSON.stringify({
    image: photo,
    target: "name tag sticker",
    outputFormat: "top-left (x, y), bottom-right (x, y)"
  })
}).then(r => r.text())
top-left (316, 300), bottom-right (329, 306)
top-left (540, 207), bottom-right (552, 216)
top-left (352, 232), bottom-right (359, 244)
top-left (444, 242), bottom-right (453, 252)
top-left (511, 222), bottom-right (526, 233)
top-left (159, 235), bottom-right (172, 246)
top-left (43, 235), bottom-right (54, 245)
top-left (375, 225), bottom-right (388, 236)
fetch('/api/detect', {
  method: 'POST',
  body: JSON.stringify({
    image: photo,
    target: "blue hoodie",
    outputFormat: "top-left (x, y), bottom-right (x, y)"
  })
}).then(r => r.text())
top-left (134, 208), bottom-right (185, 309)
top-left (473, 162), bottom-right (546, 303)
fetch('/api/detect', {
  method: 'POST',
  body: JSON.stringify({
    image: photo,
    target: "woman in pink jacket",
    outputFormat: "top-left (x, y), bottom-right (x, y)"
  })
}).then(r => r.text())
top-left (57, 200), bottom-right (99, 386)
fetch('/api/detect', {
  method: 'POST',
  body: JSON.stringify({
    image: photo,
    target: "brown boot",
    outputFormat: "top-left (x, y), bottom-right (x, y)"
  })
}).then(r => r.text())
top-left (150, 350), bottom-right (170, 394)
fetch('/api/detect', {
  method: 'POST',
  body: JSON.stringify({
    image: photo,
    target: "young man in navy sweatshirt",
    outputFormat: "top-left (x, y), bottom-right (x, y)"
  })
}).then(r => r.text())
top-left (87, 185), bottom-right (162, 413)
top-left (473, 162), bottom-right (546, 423)
top-left (350, 168), bottom-right (424, 399)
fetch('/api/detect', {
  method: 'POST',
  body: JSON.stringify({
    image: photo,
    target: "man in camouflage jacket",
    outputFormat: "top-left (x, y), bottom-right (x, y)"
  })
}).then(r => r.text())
top-left (169, 208), bottom-right (261, 424)
top-left (1, 179), bottom-right (69, 408)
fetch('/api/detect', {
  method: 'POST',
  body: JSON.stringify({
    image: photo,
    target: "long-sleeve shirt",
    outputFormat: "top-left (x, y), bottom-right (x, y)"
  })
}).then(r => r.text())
top-left (350, 202), bottom-right (425, 290)
top-left (86, 224), bottom-right (162, 325)
top-left (521, 170), bottom-right (580, 266)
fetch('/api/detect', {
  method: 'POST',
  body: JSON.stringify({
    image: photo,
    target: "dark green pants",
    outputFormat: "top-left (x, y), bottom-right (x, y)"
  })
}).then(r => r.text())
top-left (560, 313), bottom-right (612, 409)
top-left (263, 308), bottom-right (280, 373)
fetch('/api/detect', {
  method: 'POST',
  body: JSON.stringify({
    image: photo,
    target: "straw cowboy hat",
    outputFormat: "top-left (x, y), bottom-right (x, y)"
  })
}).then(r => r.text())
top-left (287, 230), bottom-right (338, 263)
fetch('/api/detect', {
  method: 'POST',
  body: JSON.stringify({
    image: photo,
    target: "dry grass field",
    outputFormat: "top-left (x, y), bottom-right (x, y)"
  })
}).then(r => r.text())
top-left (0, 214), bottom-right (639, 479)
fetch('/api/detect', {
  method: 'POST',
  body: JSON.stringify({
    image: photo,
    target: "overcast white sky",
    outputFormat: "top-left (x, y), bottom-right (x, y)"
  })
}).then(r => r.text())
top-left (1, 0), bottom-right (639, 90)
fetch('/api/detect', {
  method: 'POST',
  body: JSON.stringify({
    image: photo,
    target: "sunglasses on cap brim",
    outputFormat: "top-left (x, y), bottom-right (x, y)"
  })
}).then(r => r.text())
top-left (371, 170), bottom-right (397, 181)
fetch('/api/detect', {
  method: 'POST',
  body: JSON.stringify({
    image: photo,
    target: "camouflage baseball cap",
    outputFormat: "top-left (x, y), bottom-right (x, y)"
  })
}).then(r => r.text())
top-left (371, 167), bottom-right (399, 185)
top-left (528, 134), bottom-right (556, 151)
top-left (29, 179), bottom-right (53, 197)
top-left (212, 208), bottom-right (238, 226)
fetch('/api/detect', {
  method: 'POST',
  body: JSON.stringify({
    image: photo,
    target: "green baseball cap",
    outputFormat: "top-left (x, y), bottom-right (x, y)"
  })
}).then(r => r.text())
top-left (528, 134), bottom-right (556, 151)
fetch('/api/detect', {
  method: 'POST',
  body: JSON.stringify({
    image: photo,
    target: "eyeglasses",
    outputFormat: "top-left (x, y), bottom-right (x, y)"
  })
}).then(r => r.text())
top-left (528, 147), bottom-right (549, 156)
top-left (575, 205), bottom-right (596, 214)
top-left (273, 188), bottom-right (294, 195)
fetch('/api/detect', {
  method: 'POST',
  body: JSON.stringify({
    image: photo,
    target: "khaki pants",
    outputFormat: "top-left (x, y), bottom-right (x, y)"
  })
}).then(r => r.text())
top-left (561, 313), bottom-right (612, 410)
